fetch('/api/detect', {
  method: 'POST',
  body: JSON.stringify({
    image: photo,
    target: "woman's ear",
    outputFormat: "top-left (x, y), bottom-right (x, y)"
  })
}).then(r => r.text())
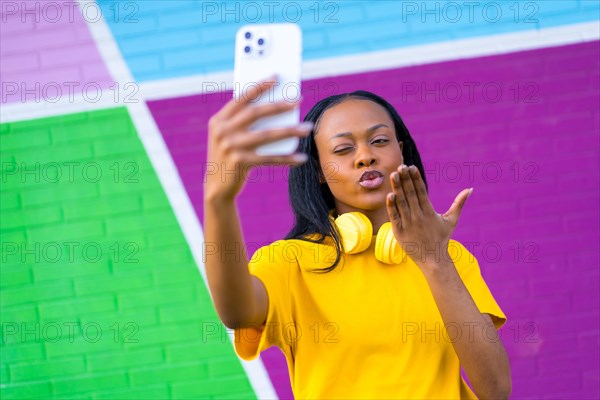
top-left (398, 140), bottom-right (404, 153)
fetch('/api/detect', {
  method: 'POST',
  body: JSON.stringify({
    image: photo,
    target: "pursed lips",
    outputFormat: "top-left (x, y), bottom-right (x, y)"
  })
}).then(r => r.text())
top-left (358, 170), bottom-right (384, 189)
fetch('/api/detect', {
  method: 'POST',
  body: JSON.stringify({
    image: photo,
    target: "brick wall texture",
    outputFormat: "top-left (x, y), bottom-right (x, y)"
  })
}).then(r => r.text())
top-left (1, 1), bottom-right (598, 399)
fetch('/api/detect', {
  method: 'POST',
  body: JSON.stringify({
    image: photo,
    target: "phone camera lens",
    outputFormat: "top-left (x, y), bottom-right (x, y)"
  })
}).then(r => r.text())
top-left (244, 46), bottom-right (251, 54)
top-left (257, 38), bottom-right (265, 46)
top-left (244, 32), bottom-right (252, 39)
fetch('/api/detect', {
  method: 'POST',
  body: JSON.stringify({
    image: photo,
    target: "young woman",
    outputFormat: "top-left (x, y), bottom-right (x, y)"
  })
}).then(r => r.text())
top-left (204, 78), bottom-right (511, 399)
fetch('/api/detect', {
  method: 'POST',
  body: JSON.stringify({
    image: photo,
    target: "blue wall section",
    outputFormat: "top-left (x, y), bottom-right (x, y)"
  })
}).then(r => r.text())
top-left (98, 0), bottom-right (599, 82)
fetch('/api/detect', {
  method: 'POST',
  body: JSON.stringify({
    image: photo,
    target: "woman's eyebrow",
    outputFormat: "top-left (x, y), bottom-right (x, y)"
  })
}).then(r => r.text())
top-left (328, 123), bottom-right (390, 141)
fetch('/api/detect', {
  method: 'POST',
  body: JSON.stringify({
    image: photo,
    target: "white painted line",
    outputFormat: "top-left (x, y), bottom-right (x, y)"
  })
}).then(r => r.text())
top-left (0, 92), bottom-right (119, 124)
top-left (77, 1), bottom-right (279, 399)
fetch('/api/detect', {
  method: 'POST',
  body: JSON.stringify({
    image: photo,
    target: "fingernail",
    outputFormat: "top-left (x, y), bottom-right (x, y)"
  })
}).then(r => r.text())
top-left (467, 188), bottom-right (474, 198)
top-left (393, 172), bottom-right (400, 183)
top-left (294, 153), bottom-right (308, 163)
top-left (298, 122), bottom-right (314, 131)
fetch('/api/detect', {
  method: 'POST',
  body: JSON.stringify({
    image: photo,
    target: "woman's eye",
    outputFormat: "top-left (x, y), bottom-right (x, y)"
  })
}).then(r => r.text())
top-left (372, 138), bottom-right (389, 144)
top-left (333, 147), bottom-right (352, 154)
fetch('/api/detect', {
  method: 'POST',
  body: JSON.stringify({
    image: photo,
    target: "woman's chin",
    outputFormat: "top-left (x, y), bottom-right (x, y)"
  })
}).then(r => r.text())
top-left (337, 196), bottom-right (388, 214)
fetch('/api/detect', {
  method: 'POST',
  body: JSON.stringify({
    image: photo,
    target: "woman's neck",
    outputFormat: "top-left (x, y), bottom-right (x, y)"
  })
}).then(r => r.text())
top-left (333, 204), bottom-right (390, 234)
top-left (360, 208), bottom-right (390, 235)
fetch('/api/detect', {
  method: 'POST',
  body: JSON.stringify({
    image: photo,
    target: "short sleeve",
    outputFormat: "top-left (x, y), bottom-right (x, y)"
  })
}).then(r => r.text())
top-left (448, 240), bottom-right (507, 329)
top-left (233, 241), bottom-right (294, 361)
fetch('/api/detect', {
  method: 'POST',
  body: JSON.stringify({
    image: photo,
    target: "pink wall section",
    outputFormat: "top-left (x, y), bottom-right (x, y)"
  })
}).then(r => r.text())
top-left (148, 41), bottom-right (599, 398)
top-left (0, 2), bottom-right (114, 104)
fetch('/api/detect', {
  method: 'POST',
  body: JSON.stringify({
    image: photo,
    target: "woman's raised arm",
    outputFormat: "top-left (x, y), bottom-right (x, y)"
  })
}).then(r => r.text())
top-left (203, 78), bottom-right (311, 329)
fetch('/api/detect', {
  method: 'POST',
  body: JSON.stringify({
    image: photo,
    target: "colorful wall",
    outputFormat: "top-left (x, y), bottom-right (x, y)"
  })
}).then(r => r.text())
top-left (1, 1), bottom-right (599, 398)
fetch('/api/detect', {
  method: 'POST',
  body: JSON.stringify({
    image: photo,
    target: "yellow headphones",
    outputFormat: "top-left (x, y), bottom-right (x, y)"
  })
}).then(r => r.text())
top-left (329, 211), bottom-right (403, 265)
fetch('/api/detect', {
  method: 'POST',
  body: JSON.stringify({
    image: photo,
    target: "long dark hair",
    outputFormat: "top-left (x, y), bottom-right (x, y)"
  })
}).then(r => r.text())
top-left (285, 90), bottom-right (427, 272)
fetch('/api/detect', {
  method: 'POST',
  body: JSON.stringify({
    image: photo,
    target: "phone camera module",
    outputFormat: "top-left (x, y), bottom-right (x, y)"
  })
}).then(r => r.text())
top-left (244, 46), bottom-right (251, 54)
top-left (257, 38), bottom-right (265, 46)
top-left (244, 32), bottom-right (252, 39)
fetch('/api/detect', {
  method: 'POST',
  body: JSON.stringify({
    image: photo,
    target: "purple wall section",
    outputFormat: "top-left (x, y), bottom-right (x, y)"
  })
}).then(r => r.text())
top-left (0, 2), bottom-right (114, 104)
top-left (148, 41), bottom-right (599, 399)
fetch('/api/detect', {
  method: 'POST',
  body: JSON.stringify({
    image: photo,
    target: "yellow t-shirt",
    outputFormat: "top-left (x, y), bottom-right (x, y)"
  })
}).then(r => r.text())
top-left (234, 237), bottom-right (506, 399)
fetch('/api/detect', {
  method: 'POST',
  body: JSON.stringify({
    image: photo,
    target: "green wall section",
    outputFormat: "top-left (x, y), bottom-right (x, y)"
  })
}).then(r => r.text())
top-left (0, 108), bottom-right (255, 399)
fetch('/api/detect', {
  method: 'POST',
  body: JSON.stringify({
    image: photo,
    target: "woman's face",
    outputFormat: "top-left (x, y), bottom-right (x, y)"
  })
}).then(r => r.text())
top-left (314, 98), bottom-right (404, 215)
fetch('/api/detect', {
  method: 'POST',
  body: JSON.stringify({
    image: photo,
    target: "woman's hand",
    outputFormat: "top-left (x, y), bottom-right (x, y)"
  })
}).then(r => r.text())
top-left (385, 164), bottom-right (472, 269)
top-left (204, 77), bottom-right (312, 202)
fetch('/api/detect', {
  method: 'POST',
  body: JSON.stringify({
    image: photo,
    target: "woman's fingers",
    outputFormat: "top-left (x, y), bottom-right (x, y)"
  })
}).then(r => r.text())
top-left (219, 76), bottom-right (278, 119)
top-left (391, 168), bottom-right (411, 224)
top-left (409, 165), bottom-right (435, 215)
top-left (386, 192), bottom-right (402, 231)
top-left (443, 188), bottom-right (473, 229)
top-left (233, 123), bottom-right (313, 150)
top-left (399, 165), bottom-right (422, 219)
top-left (227, 98), bottom-right (300, 130)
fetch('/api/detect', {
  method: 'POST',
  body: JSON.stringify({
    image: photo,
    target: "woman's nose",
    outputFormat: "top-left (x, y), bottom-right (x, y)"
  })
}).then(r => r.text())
top-left (355, 148), bottom-right (376, 168)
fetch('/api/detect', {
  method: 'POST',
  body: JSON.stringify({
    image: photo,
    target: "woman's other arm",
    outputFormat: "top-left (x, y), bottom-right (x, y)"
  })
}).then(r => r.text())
top-left (387, 165), bottom-right (511, 399)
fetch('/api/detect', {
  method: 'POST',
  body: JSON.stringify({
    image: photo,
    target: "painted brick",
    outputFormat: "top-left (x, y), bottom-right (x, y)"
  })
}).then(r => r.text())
top-left (20, 183), bottom-right (99, 207)
top-left (63, 194), bottom-right (141, 220)
top-left (0, 205), bottom-right (62, 229)
top-left (38, 295), bottom-right (116, 321)
top-left (1, 281), bottom-right (74, 307)
top-left (157, 302), bottom-right (213, 324)
top-left (130, 361), bottom-right (208, 386)
top-left (26, 220), bottom-right (104, 243)
top-left (213, 390), bottom-right (258, 400)
top-left (10, 357), bottom-right (85, 382)
top-left (0, 191), bottom-right (19, 210)
top-left (1, 128), bottom-right (50, 150)
top-left (0, 381), bottom-right (53, 398)
top-left (1, 107), bottom-right (249, 399)
top-left (117, 245), bottom-right (192, 271)
top-left (208, 357), bottom-right (247, 378)
top-left (87, 347), bottom-right (164, 372)
top-left (0, 343), bottom-right (44, 364)
top-left (52, 373), bottom-right (129, 395)
top-left (151, 265), bottom-right (204, 287)
top-left (116, 284), bottom-right (196, 310)
top-left (44, 336), bottom-right (125, 359)
top-left (166, 340), bottom-right (233, 363)
top-left (78, 306), bottom-right (158, 330)
top-left (0, 268), bottom-right (32, 288)
top-left (74, 272), bottom-right (153, 296)
top-left (91, 384), bottom-right (170, 400)
top-left (0, 2), bottom-right (113, 103)
top-left (171, 376), bottom-right (253, 398)
top-left (29, 257), bottom-right (102, 289)
top-left (0, 364), bottom-right (7, 384)
top-left (0, 305), bottom-right (38, 325)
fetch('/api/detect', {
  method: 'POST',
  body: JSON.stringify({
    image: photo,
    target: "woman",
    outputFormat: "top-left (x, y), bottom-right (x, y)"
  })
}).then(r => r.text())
top-left (204, 78), bottom-right (511, 399)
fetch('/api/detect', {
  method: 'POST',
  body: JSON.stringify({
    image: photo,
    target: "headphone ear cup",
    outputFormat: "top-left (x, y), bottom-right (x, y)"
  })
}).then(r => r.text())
top-left (375, 222), bottom-right (403, 264)
top-left (334, 212), bottom-right (372, 254)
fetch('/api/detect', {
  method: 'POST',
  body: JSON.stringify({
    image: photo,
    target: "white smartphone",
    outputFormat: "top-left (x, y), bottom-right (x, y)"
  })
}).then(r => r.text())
top-left (233, 23), bottom-right (303, 156)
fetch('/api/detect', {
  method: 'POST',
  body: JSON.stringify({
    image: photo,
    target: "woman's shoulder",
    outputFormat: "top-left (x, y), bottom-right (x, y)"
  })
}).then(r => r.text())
top-left (248, 234), bottom-right (336, 269)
